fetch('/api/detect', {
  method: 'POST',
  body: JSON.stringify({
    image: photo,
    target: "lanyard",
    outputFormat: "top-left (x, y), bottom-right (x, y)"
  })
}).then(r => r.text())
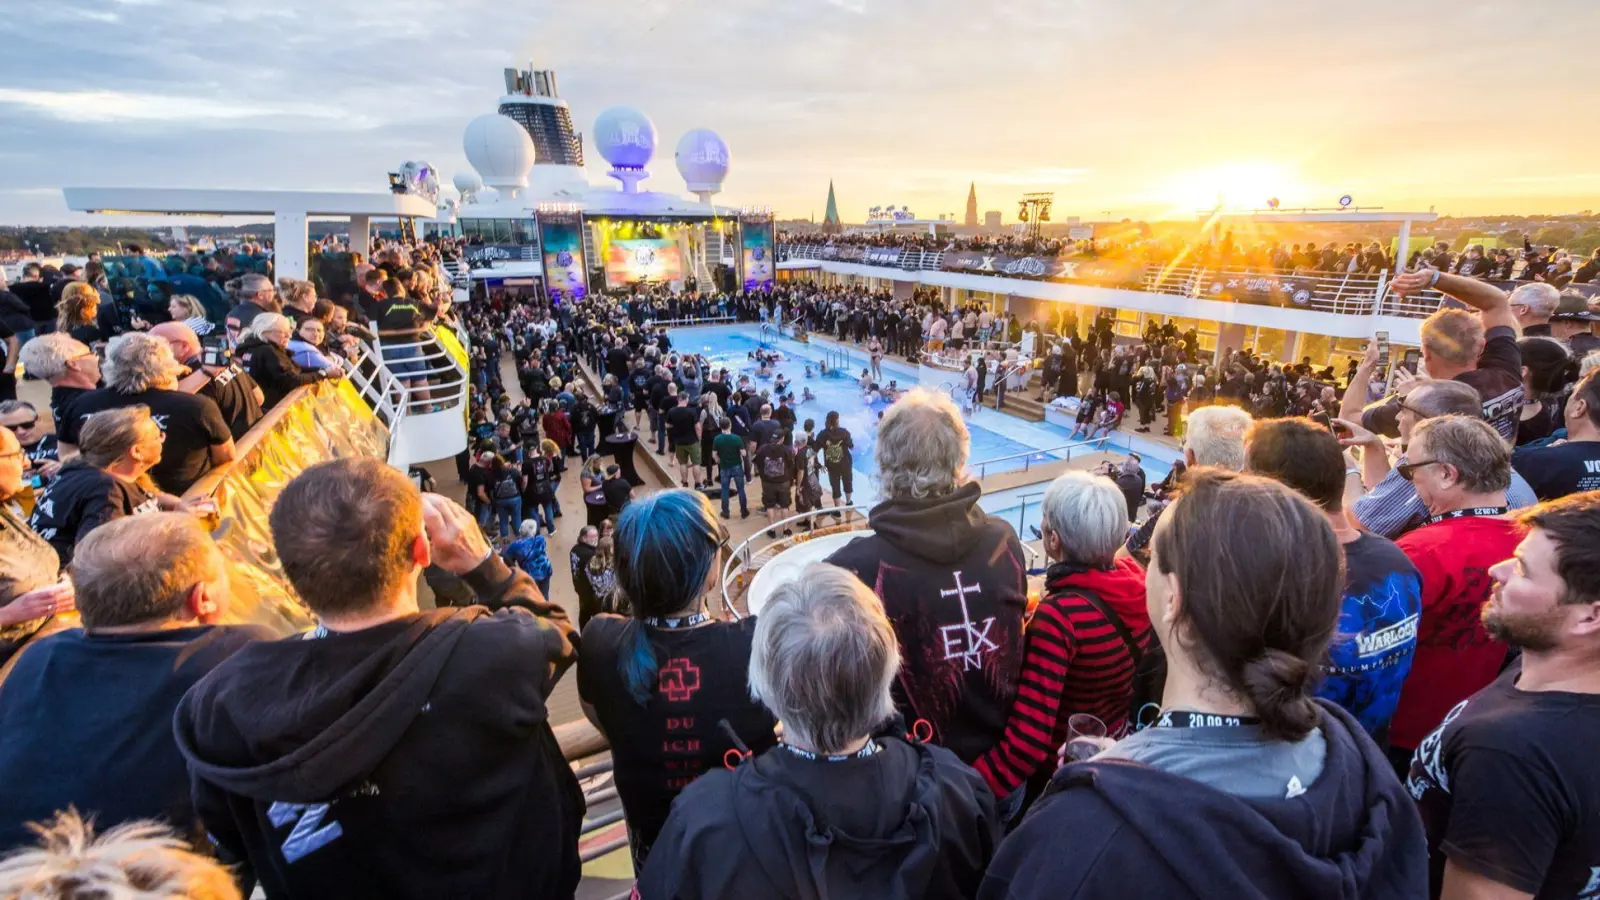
top-left (780, 740), bottom-right (882, 763)
top-left (1149, 710), bottom-right (1262, 730)
top-left (1421, 506), bottom-right (1509, 528)
top-left (643, 611), bottom-right (711, 629)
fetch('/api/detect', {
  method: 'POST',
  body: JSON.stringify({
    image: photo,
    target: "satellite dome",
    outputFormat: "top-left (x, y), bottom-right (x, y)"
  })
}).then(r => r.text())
top-left (675, 128), bottom-right (730, 194)
top-left (462, 114), bottom-right (535, 195)
top-left (593, 106), bottom-right (657, 169)
top-left (453, 170), bottom-right (483, 195)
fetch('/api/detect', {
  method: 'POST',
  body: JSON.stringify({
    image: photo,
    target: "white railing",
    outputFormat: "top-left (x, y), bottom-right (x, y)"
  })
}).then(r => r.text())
top-left (720, 505), bottom-right (875, 618)
top-left (780, 244), bottom-right (1441, 320)
top-left (967, 432), bottom-right (1135, 480)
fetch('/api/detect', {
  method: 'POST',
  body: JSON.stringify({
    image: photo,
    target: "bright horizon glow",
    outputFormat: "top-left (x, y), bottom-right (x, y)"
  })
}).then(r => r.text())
top-left (1158, 162), bottom-right (1309, 216)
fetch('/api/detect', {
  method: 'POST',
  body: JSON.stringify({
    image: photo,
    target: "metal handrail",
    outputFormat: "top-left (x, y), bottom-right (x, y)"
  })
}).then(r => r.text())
top-left (719, 503), bottom-right (876, 617)
top-left (968, 432), bottom-right (1133, 479)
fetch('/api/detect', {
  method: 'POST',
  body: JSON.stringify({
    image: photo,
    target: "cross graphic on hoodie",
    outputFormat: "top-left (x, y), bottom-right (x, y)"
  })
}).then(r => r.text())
top-left (939, 570), bottom-right (996, 672)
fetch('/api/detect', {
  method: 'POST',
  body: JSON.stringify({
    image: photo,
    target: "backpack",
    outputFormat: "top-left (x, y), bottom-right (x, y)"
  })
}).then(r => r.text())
top-left (760, 450), bottom-right (789, 481)
top-left (1066, 588), bottom-right (1167, 734)
top-left (493, 470), bottom-right (520, 500)
top-left (823, 438), bottom-right (844, 466)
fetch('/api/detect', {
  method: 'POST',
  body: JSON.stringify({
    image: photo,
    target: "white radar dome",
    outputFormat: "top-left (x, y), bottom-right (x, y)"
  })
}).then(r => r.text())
top-left (452, 170), bottom-right (483, 196)
top-left (674, 128), bottom-right (730, 194)
top-left (593, 106), bottom-right (657, 169)
top-left (462, 114), bottom-right (535, 195)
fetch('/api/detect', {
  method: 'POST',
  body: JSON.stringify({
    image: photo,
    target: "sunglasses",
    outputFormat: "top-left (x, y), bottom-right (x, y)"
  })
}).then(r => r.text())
top-left (8, 418), bottom-right (38, 430)
top-left (1395, 459), bottom-right (1445, 481)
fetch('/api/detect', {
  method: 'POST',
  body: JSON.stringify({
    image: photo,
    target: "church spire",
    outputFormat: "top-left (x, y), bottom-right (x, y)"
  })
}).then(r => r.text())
top-left (965, 181), bottom-right (978, 228)
top-left (823, 180), bottom-right (841, 234)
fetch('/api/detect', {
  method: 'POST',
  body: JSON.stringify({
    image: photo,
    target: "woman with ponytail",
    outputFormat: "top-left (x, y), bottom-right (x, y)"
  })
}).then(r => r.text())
top-left (576, 488), bottom-right (776, 874)
top-left (981, 469), bottom-right (1429, 900)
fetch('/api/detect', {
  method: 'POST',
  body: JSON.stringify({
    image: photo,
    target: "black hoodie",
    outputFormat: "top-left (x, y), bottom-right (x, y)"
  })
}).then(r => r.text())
top-left (174, 558), bottom-right (584, 900)
top-left (827, 481), bottom-right (1027, 763)
top-left (638, 735), bottom-right (1001, 900)
top-left (978, 701), bottom-right (1428, 900)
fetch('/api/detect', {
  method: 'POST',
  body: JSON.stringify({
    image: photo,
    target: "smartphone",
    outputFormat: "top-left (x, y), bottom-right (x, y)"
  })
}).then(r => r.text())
top-left (1374, 331), bottom-right (1390, 370)
top-left (1311, 412), bottom-right (1333, 430)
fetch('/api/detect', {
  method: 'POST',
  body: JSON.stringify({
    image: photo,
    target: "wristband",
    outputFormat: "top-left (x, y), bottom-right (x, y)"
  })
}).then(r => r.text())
top-left (1345, 467), bottom-right (1361, 476)
top-left (1427, 268), bottom-right (1441, 288)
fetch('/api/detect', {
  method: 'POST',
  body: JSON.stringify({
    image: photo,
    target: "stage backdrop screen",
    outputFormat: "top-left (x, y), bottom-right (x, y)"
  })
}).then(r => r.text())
top-left (536, 210), bottom-right (588, 302)
top-left (604, 238), bottom-right (683, 288)
top-left (739, 214), bottom-right (775, 291)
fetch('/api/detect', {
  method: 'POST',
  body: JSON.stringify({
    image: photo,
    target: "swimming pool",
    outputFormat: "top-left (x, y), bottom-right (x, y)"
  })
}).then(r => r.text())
top-left (681, 325), bottom-right (1039, 483)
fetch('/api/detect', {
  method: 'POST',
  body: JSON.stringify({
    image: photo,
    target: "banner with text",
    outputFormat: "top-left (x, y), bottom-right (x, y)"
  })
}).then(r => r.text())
top-left (939, 252), bottom-right (1146, 289)
top-left (535, 211), bottom-right (588, 302)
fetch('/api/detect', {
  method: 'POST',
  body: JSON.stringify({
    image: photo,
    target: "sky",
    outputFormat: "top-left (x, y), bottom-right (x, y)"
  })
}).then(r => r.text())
top-left (3, 0), bottom-right (1599, 227)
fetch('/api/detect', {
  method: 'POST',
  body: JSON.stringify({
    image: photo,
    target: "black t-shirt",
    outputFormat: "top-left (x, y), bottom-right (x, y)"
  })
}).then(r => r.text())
top-left (27, 463), bottom-right (161, 566)
top-left (749, 418), bottom-right (781, 449)
top-left (602, 476), bottom-right (632, 512)
top-left (194, 360), bottom-right (264, 441)
top-left (705, 380), bottom-right (731, 409)
top-left (1408, 664), bottom-right (1600, 899)
top-left (665, 405), bottom-right (699, 446)
top-left (576, 616), bottom-right (777, 863)
top-left (522, 455), bottom-right (557, 502)
top-left (61, 389), bottom-right (231, 495)
top-left (11, 281), bottom-right (54, 322)
top-left (22, 434), bottom-right (58, 466)
top-left (1512, 439), bottom-right (1600, 501)
top-left (753, 443), bottom-right (794, 483)
top-left (817, 426), bottom-right (853, 467)
top-left (0, 624), bottom-right (268, 854)
top-left (1362, 326), bottom-right (1524, 442)
top-left (49, 386), bottom-right (90, 434)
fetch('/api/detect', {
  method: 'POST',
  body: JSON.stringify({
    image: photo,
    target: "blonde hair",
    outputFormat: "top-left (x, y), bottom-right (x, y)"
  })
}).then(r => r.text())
top-left (56, 282), bottom-right (100, 332)
top-left (0, 808), bottom-right (241, 900)
top-left (168, 294), bottom-right (206, 320)
top-left (1420, 308), bottom-right (1485, 368)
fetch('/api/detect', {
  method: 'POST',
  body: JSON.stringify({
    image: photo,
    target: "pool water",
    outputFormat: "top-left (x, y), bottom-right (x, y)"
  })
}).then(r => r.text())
top-left (682, 326), bottom-right (1041, 483)
top-left (675, 324), bottom-right (1181, 510)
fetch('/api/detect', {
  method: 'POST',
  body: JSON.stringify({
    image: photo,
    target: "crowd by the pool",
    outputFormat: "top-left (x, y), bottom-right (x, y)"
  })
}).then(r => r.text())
top-left (2, 236), bottom-right (1600, 900)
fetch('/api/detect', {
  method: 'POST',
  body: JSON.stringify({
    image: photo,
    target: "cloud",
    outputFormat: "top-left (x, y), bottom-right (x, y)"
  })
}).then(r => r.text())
top-left (0, 88), bottom-right (374, 127)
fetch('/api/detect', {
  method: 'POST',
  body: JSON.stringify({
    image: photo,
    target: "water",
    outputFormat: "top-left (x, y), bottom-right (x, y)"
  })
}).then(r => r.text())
top-left (676, 324), bottom-right (1181, 511)
top-left (682, 326), bottom-right (1040, 484)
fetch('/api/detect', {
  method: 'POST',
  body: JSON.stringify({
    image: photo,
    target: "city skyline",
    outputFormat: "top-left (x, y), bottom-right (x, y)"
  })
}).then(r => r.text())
top-left (2, 0), bottom-right (1598, 227)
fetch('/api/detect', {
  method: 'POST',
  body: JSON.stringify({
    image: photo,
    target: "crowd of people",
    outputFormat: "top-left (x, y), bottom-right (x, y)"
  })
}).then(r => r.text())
top-left (0, 231), bottom-right (1599, 900)
top-left (781, 226), bottom-right (1600, 286)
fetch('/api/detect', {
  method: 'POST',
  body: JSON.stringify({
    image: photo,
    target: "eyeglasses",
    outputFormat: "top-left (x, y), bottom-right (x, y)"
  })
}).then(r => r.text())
top-left (1396, 400), bottom-right (1426, 418)
top-left (0, 448), bottom-right (22, 461)
top-left (7, 419), bottom-right (38, 431)
top-left (1396, 459), bottom-right (1445, 481)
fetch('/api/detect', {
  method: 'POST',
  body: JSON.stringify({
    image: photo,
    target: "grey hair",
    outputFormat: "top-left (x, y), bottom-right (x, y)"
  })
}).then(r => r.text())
top-left (1183, 405), bottom-right (1250, 470)
top-left (102, 332), bottom-right (181, 393)
top-left (876, 388), bottom-right (969, 501)
top-left (1041, 470), bottom-right (1129, 567)
top-left (1509, 282), bottom-right (1561, 318)
top-left (18, 333), bottom-right (91, 382)
top-left (0, 400), bottom-right (35, 417)
top-left (239, 273), bottom-right (273, 298)
top-left (1582, 350), bottom-right (1600, 377)
top-left (250, 312), bottom-right (293, 342)
top-left (519, 519), bottom-right (541, 538)
top-left (1410, 379), bottom-right (1482, 418)
top-left (1411, 415), bottom-right (1511, 493)
top-left (748, 563), bottom-right (900, 754)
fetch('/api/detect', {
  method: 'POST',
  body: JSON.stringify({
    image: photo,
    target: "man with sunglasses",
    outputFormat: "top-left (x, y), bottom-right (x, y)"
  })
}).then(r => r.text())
top-left (1340, 378), bottom-right (1538, 540)
top-left (0, 401), bottom-right (58, 480)
top-left (16, 334), bottom-right (101, 462)
top-left (1384, 415), bottom-right (1525, 777)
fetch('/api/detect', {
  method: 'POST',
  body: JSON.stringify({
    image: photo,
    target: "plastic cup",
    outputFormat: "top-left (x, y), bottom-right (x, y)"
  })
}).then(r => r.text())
top-left (1064, 713), bottom-right (1108, 762)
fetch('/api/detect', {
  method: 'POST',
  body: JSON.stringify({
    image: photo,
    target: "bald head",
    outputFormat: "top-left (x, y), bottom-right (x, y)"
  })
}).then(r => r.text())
top-left (149, 321), bottom-right (202, 363)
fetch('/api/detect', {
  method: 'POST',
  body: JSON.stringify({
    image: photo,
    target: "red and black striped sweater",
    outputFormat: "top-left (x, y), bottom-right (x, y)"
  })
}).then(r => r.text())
top-left (973, 557), bottom-right (1150, 799)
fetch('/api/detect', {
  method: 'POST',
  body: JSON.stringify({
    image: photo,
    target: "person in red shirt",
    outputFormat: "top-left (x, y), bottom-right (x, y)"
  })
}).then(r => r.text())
top-left (972, 470), bottom-right (1149, 807)
top-left (1389, 415), bottom-right (1525, 772)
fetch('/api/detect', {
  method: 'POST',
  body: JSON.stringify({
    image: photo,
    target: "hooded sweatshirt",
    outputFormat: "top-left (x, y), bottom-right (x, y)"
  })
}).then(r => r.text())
top-left (978, 701), bottom-right (1429, 900)
top-left (827, 481), bottom-right (1027, 764)
top-left (173, 558), bottom-right (583, 900)
top-left (638, 734), bottom-right (1001, 900)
